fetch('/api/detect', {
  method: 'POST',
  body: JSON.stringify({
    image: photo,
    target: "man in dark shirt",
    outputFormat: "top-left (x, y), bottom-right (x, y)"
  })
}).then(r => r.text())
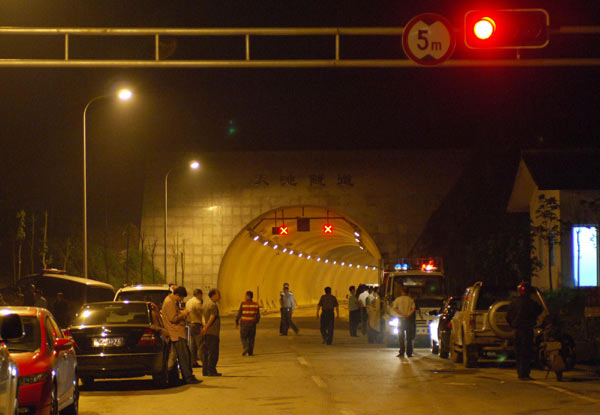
top-left (202, 289), bottom-right (222, 376)
top-left (506, 282), bottom-right (543, 380)
top-left (317, 287), bottom-right (339, 345)
top-left (52, 292), bottom-right (70, 328)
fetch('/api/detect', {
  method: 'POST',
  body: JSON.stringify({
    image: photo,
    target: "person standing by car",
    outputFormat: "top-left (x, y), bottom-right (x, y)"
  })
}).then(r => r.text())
top-left (186, 289), bottom-right (204, 368)
top-left (202, 289), bottom-right (222, 376)
top-left (358, 286), bottom-right (371, 336)
top-left (52, 292), bottom-right (70, 328)
top-left (348, 286), bottom-right (361, 337)
top-left (235, 291), bottom-right (260, 356)
top-left (280, 283), bottom-right (299, 335)
top-left (393, 287), bottom-right (416, 357)
top-left (317, 286), bottom-right (339, 345)
top-left (506, 282), bottom-right (543, 380)
top-left (162, 286), bottom-right (201, 384)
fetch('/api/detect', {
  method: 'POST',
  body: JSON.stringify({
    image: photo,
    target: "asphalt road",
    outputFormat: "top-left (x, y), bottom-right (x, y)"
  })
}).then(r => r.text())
top-left (78, 307), bottom-right (600, 415)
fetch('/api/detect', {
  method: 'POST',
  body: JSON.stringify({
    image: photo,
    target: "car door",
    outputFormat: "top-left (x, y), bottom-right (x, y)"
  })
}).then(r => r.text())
top-left (45, 316), bottom-right (73, 404)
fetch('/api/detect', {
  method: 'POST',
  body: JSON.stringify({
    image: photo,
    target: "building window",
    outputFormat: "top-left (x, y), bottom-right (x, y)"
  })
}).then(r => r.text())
top-left (572, 226), bottom-right (598, 287)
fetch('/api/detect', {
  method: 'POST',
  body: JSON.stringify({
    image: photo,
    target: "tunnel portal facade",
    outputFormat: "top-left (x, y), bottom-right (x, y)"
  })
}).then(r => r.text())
top-left (140, 150), bottom-right (468, 312)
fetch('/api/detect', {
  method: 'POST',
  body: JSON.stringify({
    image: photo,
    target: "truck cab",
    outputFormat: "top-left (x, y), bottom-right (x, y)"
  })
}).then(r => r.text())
top-left (381, 258), bottom-right (446, 347)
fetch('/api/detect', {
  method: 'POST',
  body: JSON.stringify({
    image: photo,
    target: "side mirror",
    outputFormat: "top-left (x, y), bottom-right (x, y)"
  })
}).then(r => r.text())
top-left (1, 314), bottom-right (23, 340)
top-left (54, 338), bottom-right (74, 352)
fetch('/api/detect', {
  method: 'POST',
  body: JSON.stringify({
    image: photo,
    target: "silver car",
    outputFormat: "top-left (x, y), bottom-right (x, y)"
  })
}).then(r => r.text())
top-left (0, 314), bottom-right (22, 415)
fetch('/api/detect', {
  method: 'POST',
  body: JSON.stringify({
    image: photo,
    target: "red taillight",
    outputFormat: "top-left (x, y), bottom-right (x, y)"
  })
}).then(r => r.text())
top-left (446, 321), bottom-right (452, 329)
top-left (137, 328), bottom-right (157, 346)
top-left (63, 329), bottom-right (78, 348)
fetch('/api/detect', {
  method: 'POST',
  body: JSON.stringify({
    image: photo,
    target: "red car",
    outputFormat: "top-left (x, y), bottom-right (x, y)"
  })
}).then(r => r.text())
top-left (4, 307), bottom-right (78, 415)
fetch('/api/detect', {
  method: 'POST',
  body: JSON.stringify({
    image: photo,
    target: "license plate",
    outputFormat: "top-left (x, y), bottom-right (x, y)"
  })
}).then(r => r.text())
top-left (93, 337), bottom-right (124, 347)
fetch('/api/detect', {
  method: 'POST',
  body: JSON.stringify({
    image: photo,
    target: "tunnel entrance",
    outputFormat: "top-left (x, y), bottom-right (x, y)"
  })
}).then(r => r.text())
top-left (218, 206), bottom-right (381, 312)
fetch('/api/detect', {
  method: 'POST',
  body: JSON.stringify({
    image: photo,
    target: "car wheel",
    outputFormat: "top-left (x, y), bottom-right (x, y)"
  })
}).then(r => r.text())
top-left (62, 380), bottom-right (79, 415)
top-left (50, 382), bottom-right (59, 415)
top-left (450, 333), bottom-right (462, 363)
top-left (431, 340), bottom-right (439, 355)
top-left (153, 352), bottom-right (170, 388)
top-left (439, 334), bottom-right (450, 359)
top-left (462, 338), bottom-right (478, 368)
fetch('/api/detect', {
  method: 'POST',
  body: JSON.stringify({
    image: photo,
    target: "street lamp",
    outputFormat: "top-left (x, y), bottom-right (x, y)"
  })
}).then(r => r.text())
top-left (82, 88), bottom-right (132, 278)
top-left (164, 160), bottom-right (200, 282)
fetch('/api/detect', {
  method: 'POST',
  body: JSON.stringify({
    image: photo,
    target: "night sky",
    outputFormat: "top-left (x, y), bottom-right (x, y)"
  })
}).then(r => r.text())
top-left (0, 0), bottom-right (599, 251)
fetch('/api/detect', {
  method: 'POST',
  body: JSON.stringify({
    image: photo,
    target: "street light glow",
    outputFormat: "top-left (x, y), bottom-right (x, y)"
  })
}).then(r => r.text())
top-left (190, 160), bottom-right (200, 170)
top-left (118, 89), bottom-right (133, 100)
top-left (474, 17), bottom-right (496, 40)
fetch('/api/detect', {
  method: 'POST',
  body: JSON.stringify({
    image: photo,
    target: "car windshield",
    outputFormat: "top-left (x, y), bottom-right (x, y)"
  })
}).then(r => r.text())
top-left (392, 275), bottom-right (444, 298)
top-left (2, 316), bottom-right (41, 353)
top-left (115, 290), bottom-right (170, 308)
top-left (73, 303), bottom-right (149, 326)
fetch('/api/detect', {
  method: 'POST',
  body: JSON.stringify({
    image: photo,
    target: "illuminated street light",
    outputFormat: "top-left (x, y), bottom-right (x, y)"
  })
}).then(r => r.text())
top-left (82, 88), bottom-right (133, 278)
top-left (164, 159), bottom-right (200, 282)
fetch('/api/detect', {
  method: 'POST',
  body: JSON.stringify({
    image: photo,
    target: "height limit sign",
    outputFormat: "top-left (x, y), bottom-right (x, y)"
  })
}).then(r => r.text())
top-left (402, 13), bottom-right (456, 66)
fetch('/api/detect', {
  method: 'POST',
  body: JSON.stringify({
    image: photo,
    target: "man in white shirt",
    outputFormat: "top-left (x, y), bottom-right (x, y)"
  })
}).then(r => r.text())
top-left (392, 288), bottom-right (416, 357)
top-left (186, 289), bottom-right (204, 368)
top-left (358, 287), bottom-right (371, 336)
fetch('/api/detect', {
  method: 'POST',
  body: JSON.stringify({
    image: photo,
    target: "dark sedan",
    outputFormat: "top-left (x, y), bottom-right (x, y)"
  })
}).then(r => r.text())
top-left (429, 297), bottom-right (461, 358)
top-left (65, 301), bottom-right (174, 387)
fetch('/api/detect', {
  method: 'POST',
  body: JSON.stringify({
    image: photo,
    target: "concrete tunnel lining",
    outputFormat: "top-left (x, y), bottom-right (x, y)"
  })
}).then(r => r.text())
top-left (218, 206), bottom-right (380, 312)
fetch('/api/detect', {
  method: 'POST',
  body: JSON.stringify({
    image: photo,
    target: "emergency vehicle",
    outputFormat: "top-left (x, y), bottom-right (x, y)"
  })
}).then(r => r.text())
top-left (380, 258), bottom-right (446, 347)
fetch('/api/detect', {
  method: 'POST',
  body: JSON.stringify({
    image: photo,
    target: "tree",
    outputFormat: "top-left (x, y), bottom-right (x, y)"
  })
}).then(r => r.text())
top-left (150, 239), bottom-right (158, 283)
top-left (531, 194), bottom-right (561, 291)
top-left (40, 211), bottom-right (49, 269)
top-left (29, 212), bottom-right (36, 274)
top-left (15, 210), bottom-right (26, 280)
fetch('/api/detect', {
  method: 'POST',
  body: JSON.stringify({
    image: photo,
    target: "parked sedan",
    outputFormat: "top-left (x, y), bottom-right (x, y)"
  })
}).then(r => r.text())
top-left (429, 297), bottom-right (461, 358)
top-left (4, 307), bottom-right (78, 415)
top-left (0, 313), bottom-right (22, 415)
top-left (66, 302), bottom-right (172, 387)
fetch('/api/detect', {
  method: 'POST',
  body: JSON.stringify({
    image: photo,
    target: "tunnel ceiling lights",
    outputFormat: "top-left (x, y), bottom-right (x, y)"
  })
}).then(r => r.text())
top-left (252, 232), bottom-right (379, 270)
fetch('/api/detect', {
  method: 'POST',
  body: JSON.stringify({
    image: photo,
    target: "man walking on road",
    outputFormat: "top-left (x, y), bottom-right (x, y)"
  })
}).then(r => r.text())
top-left (507, 282), bottom-right (543, 380)
top-left (393, 288), bottom-right (415, 358)
top-left (186, 288), bottom-right (204, 368)
top-left (348, 286), bottom-right (361, 337)
top-left (317, 286), bottom-right (339, 345)
top-left (280, 283), bottom-right (299, 335)
top-left (162, 286), bottom-right (201, 384)
top-left (235, 291), bottom-right (261, 356)
top-left (202, 288), bottom-right (222, 376)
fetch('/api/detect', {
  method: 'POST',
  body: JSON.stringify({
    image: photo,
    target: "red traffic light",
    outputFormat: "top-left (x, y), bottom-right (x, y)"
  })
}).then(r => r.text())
top-left (465, 9), bottom-right (549, 49)
top-left (473, 17), bottom-right (496, 40)
top-left (323, 224), bottom-right (333, 234)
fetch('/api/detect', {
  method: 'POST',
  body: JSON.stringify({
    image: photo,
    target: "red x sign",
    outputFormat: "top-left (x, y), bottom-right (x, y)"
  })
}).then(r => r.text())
top-left (323, 224), bottom-right (333, 234)
top-left (279, 226), bottom-right (289, 235)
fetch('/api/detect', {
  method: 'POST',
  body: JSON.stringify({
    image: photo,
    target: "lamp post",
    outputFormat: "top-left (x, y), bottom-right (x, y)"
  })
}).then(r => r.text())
top-left (82, 88), bottom-right (132, 278)
top-left (164, 160), bottom-right (200, 283)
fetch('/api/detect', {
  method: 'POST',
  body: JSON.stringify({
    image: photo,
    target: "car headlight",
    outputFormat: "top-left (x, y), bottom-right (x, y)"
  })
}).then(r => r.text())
top-left (19, 372), bottom-right (49, 385)
top-left (388, 317), bottom-right (399, 328)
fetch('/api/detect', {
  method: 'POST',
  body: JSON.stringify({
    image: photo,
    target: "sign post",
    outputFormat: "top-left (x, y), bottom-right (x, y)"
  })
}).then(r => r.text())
top-left (402, 13), bottom-right (456, 66)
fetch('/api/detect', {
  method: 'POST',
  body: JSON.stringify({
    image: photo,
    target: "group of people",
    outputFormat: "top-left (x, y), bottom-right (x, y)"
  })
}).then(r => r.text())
top-left (348, 284), bottom-right (384, 343)
top-left (0, 284), bottom-right (71, 327)
top-left (160, 286), bottom-right (262, 385)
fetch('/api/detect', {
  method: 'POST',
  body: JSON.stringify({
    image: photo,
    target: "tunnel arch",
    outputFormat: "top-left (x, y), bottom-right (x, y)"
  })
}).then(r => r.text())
top-left (218, 205), bottom-right (381, 312)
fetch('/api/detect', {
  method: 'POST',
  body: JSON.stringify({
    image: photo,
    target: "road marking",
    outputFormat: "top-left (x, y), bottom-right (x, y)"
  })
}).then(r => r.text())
top-left (531, 381), bottom-right (600, 404)
top-left (339, 410), bottom-right (355, 415)
top-left (311, 375), bottom-right (327, 388)
top-left (297, 357), bottom-right (309, 366)
top-left (444, 382), bottom-right (477, 386)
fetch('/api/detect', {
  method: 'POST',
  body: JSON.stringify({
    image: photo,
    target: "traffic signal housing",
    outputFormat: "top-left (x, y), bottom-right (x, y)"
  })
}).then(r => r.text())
top-left (464, 9), bottom-right (549, 49)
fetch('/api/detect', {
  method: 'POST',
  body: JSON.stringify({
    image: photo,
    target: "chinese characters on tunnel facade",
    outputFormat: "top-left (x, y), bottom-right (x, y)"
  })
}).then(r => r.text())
top-left (253, 173), bottom-right (355, 188)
